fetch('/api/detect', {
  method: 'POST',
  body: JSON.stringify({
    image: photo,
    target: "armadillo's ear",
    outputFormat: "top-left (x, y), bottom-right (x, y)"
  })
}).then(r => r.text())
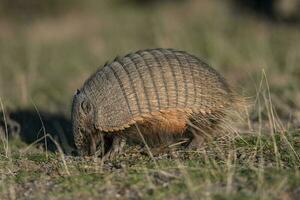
top-left (76, 89), bottom-right (80, 95)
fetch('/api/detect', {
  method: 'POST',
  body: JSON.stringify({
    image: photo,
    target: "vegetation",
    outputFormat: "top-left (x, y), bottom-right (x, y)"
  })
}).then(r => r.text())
top-left (0, 0), bottom-right (299, 199)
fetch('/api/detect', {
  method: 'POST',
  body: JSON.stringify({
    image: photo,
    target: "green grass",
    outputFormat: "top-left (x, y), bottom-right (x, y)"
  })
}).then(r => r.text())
top-left (1, 132), bottom-right (299, 199)
top-left (0, 0), bottom-right (300, 199)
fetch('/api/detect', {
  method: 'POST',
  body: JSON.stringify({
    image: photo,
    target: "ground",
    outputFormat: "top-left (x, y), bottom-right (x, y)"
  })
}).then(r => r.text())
top-left (0, 0), bottom-right (299, 199)
top-left (1, 132), bottom-right (300, 199)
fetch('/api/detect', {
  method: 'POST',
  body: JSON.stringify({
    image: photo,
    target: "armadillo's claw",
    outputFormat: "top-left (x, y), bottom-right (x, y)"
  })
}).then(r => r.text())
top-left (102, 136), bottom-right (126, 161)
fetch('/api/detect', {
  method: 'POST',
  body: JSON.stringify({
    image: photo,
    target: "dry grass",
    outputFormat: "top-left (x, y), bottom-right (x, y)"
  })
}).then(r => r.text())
top-left (0, 0), bottom-right (300, 199)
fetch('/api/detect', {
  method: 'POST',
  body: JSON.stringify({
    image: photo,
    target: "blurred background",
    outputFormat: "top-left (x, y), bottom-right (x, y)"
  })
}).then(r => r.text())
top-left (0, 0), bottom-right (299, 149)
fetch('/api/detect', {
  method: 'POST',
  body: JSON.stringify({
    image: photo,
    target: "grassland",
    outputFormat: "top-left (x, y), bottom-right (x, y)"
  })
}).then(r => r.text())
top-left (0, 0), bottom-right (300, 199)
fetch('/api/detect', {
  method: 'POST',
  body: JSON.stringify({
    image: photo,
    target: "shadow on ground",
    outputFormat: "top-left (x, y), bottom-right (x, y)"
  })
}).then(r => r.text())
top-left (0, 109), bottom-right (76, 155)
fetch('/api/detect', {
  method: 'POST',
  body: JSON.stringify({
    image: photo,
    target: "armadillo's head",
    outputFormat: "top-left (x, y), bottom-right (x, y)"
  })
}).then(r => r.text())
top-left (71, 89), bottom-right (100, 156)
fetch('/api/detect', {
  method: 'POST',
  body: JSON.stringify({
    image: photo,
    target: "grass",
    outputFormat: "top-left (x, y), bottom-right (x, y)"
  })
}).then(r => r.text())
top-left (0, 131), bottom-right (299, 199)
top-left (0, 0), bottom-right (300, 199)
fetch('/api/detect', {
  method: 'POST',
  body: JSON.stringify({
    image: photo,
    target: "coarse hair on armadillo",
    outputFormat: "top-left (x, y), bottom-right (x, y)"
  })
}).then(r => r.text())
top-left (80, 48), bottom-right (244, 135)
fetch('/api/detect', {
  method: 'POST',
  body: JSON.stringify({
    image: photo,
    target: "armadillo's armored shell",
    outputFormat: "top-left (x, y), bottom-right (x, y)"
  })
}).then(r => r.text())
top-left (82, 48), bottom-right (232, 132)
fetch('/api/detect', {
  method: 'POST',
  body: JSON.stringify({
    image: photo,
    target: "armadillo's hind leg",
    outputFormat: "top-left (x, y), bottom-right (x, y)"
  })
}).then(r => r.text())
top-left (186, 112), bottom-right (223, 150)
top-left (185, 117), bottom-right (216, 150)
top-left (186, 123), bottom-right (205, 150)
top-left (102, 136), bottom-right (126, 161)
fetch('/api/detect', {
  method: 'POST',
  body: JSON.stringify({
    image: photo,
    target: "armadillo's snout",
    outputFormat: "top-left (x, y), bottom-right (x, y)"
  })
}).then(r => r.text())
top-left (75, 129), bottom-right (94, 156)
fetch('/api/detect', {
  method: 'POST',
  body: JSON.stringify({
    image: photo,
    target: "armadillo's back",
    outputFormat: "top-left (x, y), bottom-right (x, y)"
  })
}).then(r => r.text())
top-left (82, 48), bottom-right (233, 132)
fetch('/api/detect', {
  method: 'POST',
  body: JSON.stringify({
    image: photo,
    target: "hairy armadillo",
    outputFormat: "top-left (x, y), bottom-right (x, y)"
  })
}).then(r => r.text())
top-left (72, 48), bottom-right (241, 157)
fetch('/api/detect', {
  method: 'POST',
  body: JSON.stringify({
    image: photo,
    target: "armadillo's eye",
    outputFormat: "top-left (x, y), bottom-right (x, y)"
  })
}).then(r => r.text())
top-left (81, 100), bottom-right (92, 114)
top-left (80, 128), bottom-right (85, 133)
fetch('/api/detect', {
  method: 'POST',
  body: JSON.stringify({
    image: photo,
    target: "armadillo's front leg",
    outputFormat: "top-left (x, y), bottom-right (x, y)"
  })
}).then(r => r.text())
top-left (102, 136), bottom-right (126, 160)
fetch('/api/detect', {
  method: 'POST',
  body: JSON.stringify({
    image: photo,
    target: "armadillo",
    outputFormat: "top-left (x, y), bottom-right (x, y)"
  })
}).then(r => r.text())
top-left (71, 48), bottom-right (241, 157)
